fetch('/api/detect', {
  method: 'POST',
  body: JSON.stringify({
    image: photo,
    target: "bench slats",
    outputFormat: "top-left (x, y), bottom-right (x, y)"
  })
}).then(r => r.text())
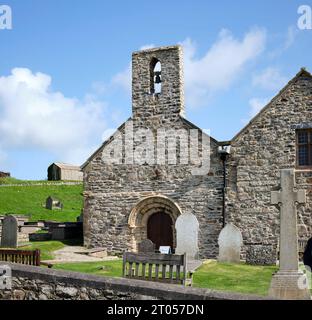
top-left (124, 252), bottom-right (184, 265)
top-left (0, 249), bottom-right (40, 266)
top-left (155, 264), bottom-right (159, 280)
top-left (142, 263), bottom-right (146, 278)
top-left (148, 263), bottom-right (153, 280)
top-left (162, 264), bottom-right (166, 280)
top-left (123, 252), bottom-right (191, 285)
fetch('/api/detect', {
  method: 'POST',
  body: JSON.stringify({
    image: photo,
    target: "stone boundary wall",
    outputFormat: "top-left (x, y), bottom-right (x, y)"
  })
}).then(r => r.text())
top-left (0, 262), bottom-right (270, 300)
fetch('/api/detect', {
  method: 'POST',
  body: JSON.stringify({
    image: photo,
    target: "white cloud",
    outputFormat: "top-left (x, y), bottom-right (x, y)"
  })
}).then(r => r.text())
top-left (139, 44), bottom-right (156, 51)
top-left (182, 28), bottom-right (266, 107)
top-left (112, 62), bottom-right (131, 94)
top-left (284, 26), bottom-right (297, 50)
top-left (0, 68), bottom-right (108, 166)
top-left (249, 97), bottom-right (269, 117)
top-left (113, 29), bottom-right (267, 108)
top-left (111, 45), bottom-right (156, 94)
top-left (269, 25), bottom-right (298, 58)
top-left (252, 67), bottom-right (288, 91)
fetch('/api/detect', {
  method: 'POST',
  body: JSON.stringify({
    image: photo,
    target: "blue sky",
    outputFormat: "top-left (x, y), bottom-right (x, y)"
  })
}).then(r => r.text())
top-left (0, 0), bottom-right (311, 179)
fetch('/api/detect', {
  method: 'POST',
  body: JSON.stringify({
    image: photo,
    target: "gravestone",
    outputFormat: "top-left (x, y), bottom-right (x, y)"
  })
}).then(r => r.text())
top-left (45, 196), bottom-right (63, 210)
top-left (138, 239), bottom-right (155, 253)
top-left (175, 212), bottom-right (199, 260)
top-left (269, 169), bottom-right (311, 300)
top-left (0, 215), bottom-right (18, 248)
top-left (218, 223), bottom-right (243, 263)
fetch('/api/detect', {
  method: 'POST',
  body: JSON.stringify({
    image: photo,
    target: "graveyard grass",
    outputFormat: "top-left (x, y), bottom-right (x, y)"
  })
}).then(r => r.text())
top-left (20, 239), bottom-right (82, 260)
top-left (22, 241), bottom-right (66, 260)
top-left (53, 259), bottom-right (278, 296)
top-left (0, 178), bottom-right (83, 222)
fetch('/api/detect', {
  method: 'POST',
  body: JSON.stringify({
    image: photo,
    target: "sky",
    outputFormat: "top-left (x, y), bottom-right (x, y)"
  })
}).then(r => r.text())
top-left (0, 0), bottom-right (311, 179)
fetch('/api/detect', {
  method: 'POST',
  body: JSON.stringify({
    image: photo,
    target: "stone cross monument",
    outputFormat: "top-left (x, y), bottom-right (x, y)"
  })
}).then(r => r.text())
top-left (269, 169), bottom-right (311, 300)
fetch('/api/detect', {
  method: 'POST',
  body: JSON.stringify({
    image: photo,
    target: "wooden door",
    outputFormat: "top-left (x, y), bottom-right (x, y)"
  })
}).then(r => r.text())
top-left (147, 212), bottom-right (173, 250)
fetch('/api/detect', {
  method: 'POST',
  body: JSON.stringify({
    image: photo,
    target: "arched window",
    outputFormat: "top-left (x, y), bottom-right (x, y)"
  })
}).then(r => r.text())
top-left (150, 58), bottom-right (162, 94)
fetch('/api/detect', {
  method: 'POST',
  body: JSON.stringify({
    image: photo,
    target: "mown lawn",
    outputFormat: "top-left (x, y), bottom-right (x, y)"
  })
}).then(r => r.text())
top-left (19, 239), bottom-right (83, 260)
top-left (53, 259), bottom-right (278, 296)
top-left (193, 260), bottom-right (277, 296)
top-left (54, 260), bottom-right (123, 277)
top-left (0, 178), bottom-right (83, 222)
top-left (21, 241), bottom-right (66, 260)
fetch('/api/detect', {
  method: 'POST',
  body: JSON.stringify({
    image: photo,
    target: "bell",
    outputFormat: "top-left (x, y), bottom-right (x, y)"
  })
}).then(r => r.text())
top-left (154, 72), bottom-right (161, 84)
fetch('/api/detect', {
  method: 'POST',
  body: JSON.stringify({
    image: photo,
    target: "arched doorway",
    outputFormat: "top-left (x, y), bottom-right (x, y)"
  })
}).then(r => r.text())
top-left (147, 212), bottom-right (173, 249)
top-left (128, 195), bottom-right (182, 252)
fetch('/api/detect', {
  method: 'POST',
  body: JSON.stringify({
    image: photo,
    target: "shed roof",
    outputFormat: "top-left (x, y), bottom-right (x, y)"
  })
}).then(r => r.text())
top-left (50, 163), bottom-right (82, 171)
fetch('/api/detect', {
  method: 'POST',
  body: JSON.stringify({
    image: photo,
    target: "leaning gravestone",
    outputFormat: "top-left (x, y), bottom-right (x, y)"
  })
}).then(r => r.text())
top-left (138, 239), bottom-right (155, 253)
top-left (269, 169), bottom-right (311, 300)
top-left (218, 223), bottom-right (243, 263)
top-left (175, 212), bottom-right (199, 260)
top-left (0, 215), bottom-right (18, 248)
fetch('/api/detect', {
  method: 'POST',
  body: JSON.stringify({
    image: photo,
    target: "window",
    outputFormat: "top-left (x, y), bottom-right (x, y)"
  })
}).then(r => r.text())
top-left (297, 129), bottom-right (312, 167)
top-left (150, 58), bottom-right (161, 94)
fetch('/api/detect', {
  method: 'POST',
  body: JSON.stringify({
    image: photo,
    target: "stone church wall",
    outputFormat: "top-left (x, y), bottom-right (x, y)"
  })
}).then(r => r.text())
top-left (82, 45), bottom-right (224, 259)
top-left (83, 137), bottom-right (224, 259)
top-left (227, 71), bottom-right (312, 255)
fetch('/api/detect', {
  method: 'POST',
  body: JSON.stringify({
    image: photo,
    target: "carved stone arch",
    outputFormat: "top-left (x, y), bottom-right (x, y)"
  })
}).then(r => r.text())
top-left (128, 195), bottom-right (182, 251)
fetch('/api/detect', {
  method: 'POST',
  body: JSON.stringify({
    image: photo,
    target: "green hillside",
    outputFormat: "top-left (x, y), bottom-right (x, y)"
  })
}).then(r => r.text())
top-left (0, 178), bottom-right (83, 222)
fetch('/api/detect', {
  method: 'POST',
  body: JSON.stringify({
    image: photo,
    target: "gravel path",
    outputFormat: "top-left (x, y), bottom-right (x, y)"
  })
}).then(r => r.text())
top-left (42, 246), bottom-right (119, 264)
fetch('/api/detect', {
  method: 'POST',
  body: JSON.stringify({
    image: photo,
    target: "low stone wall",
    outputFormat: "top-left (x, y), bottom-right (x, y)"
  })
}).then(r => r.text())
top-left (245, 244), bottom-right (277, 265)
top-left (0, 262), bottom-right (269, 300)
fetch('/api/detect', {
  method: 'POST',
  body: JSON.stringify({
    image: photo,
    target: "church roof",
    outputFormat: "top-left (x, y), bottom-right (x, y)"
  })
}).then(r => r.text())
top-left (80, 116), bottom-right (218, 170)
top-left (80, 119), bottom-right (128, 170)
top-left (81, 68), bottom-right (312, 170)
top-left (231, 68), bottom-right (312, 142)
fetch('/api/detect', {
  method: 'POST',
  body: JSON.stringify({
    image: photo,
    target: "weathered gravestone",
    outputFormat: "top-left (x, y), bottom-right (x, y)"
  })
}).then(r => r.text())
top-left (45, 196), bottom-right (63, 210)
top-left (218, 223), bottom-right (243, 263)
top-left (269, 169), bottom-right (311, 300)
top-left (0, 215), bottom-right (18, 248)
top-left (175, 213), bottom-right (199, 260)
top-left (138, 239), bottom-right (155, 253)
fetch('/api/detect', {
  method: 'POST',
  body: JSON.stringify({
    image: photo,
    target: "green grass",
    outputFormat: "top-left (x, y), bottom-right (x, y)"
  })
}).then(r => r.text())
top-left (0, 177), bottom-right (80, 185)
top-left (0, 180), bottom-right (83, 222)
top-left (20, 241), bottom-right (67, 260)
top-left (52, 259), bottom-right (278, 296)
top-left (19, 239), bottom-right (83, 260)
top-left (193, 260), bottom-right (277, 296)
top-left (54, 260), bottom-right (123, 277)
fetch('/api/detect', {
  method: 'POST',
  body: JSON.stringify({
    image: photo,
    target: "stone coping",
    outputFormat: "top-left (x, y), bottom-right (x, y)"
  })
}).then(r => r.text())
top-left (0, 262), bottom-right (273, 300)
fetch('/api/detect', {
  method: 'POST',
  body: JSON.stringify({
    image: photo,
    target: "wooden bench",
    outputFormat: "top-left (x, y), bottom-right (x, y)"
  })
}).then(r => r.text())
top-left (122, 252), bottom-right (192, 286)
top-left (0, 249), bottom-right (40, 266)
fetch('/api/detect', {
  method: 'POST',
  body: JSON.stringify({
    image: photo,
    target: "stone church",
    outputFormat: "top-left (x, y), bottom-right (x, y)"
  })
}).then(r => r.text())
top-left (81, 45), bottom-right (312, 259)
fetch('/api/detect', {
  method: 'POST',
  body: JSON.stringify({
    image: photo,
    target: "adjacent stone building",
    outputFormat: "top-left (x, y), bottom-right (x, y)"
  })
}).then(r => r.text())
top-left (227, 68), bottom-right (312, 257)
top-left (81, 44), bottom-right (312, 259)
top-left (47, 163), bottom-right (83, 181)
